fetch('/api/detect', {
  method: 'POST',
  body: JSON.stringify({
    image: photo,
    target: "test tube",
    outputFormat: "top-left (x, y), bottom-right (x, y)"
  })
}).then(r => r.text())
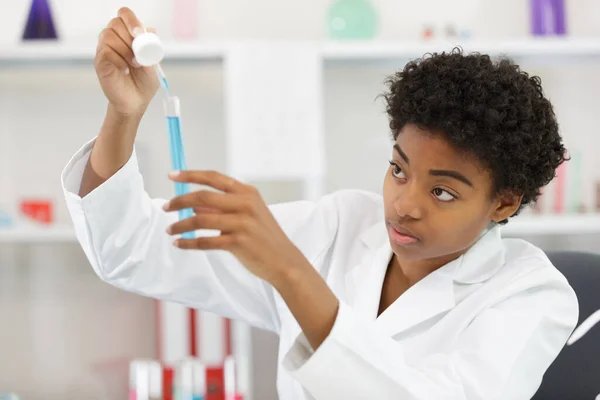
top-left (224, 356), bottom-right (248, 400)
top-left (175, 358), bottom-right (206, 400)
top-left (129, 359), bottom-right (163, 400)
top-left (164, 95), bottom-right (195, 240)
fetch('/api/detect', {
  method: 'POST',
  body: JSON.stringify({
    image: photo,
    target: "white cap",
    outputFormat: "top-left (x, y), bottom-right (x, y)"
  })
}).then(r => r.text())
top-left (132, 31), bottom-right (165, 66)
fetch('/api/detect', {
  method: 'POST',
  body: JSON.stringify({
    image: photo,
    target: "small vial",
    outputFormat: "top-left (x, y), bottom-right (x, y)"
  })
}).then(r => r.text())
top-left (176, 358), bottom-right (206, 400)
top-left (173, 0), bottom-right (199, 39)
top-left (129, 359), bottom-right (163, 400)
top-left (224, 356), bottom-right (248, 400)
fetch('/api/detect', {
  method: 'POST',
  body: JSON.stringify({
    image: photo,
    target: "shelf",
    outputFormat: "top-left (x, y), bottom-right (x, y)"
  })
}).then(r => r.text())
top-left (0, 41), bottom-right (227, 65)
top-left (0, 225), bottom-right (76, 243)
top-left (501, 214), bottom-right (600, 236)
top-left (322, 37), bottom-right (600, 62)
top-left (2, 38), bottom-right (600, 66)
top-left (0, 214), bottom-right (598, 243)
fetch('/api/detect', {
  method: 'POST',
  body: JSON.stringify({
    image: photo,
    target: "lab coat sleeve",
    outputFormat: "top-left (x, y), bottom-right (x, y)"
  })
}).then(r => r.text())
top-left (282, 268), bottom-right (578, 399)
top-left (61, 138), bottom-right (337, 334)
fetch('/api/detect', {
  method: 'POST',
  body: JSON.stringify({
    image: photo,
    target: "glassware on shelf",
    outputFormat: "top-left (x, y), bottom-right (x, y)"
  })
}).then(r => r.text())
top-left (0, 209), bottom-right (12, 228)
top-left (567, 150), bottom-right (582, 213)
top-left (326, 0), bottom-right (379, 40)
top-left (530, 0), bottom-right (566, 36)
top-left (129, 359), bottom-right (163, 400)
top-left (173, 0), bottom-right (199, 40)
top-left (175, 358), bottom-right (206, 400)
top-left (552, 161), bottom-right (566, 213)
top-left (0, 394), bottom-right (20, 400)
top-left (22, 0), bottom-right (58, 40)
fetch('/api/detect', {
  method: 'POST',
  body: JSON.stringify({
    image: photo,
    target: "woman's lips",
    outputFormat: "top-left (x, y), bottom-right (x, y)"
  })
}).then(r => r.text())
top-left (387, 223), bottom-right (420, 245)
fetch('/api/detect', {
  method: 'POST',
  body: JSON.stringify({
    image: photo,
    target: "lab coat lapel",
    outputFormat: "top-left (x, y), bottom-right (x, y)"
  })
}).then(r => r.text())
top-left (375, 256), bottom-right (458, 337)
top-left (351, 238), bottom-right (393, 322)
top-left (353, 222), bottom-right (505, 338)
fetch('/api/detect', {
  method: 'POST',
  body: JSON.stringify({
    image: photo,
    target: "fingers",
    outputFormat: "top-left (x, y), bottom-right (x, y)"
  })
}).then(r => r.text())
top-left (97, 24), bottom-right (138, 70)
top-left (169, 170), bottom-right (248, 194)
top-left (173, 234), bottom-right (236, 250)
top-left (167, 213), bottom-right (241, 235)
top-left (96, 8), bottom-right (155, 72)
top-left (108, 16), bottom-right (133, 47)
top-left (163, 190), bottom-right (240, 213)
top-left (193, 206), bottom-right (222, 214)
top-left (117, 7), bottom-right (144, 38)
top-left (95, 44), bottom-right (130, 76)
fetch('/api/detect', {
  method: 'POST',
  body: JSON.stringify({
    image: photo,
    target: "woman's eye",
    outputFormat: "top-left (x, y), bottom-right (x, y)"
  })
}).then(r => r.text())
top-left (388, 161), bottom-right (406, 179)
top-left (433, 188), bottom-right (455, 202)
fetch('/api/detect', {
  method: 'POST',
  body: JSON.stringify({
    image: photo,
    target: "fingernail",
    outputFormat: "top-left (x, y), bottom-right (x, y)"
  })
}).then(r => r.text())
top-left (162, 201), bottom-right (170, 211)
top-left (173, 239), bottom-right (180, 247)
top-left (169, 171), bottom-right (180, 178)
top-left (132, 57), bottom-right (141, 68)
top-left (124, 67), bottom-right (130, 75)
top-left (132, 26), bottom-right (145, 38)
top-left (166, 225), bottom-right (172, 234)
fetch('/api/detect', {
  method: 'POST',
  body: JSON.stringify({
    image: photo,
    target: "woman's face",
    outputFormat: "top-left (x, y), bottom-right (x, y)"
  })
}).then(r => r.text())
top-left (383, 124), bottom-right (520, 265)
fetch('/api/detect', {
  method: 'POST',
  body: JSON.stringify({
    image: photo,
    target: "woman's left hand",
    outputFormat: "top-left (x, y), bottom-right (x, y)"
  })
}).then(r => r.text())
top-left (165, 170), bottom-right (340, 350)
top-left (163, 170), bottom-right (310, 285)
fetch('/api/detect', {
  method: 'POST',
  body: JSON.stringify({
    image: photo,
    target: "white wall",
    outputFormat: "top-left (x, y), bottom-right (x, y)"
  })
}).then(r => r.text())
top-left (1, 1), bottom-right (600, 399)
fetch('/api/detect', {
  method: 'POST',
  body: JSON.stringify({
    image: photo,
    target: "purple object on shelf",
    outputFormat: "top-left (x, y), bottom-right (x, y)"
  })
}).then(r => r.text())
top-left (22, 0), bottom-right (58, 40)
top-left (531, 0), bottom-right (566, 36)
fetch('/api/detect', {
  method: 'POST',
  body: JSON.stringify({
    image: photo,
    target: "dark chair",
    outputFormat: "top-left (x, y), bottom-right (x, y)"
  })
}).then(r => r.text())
top-left (532, 251), bottom-right (600, 399)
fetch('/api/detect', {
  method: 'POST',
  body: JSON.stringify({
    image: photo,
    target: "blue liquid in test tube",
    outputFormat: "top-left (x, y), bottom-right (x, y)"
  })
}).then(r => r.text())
top-left (164, 95), bottom-right (195, 240)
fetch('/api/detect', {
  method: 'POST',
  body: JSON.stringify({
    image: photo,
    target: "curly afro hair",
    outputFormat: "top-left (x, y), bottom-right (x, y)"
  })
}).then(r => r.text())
top-left (383, 47), bottom-right (568, 223)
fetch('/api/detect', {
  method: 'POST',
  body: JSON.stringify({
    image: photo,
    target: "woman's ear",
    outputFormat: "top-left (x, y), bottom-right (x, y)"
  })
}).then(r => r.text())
top-left (491, 190), bottom-right (523, 223)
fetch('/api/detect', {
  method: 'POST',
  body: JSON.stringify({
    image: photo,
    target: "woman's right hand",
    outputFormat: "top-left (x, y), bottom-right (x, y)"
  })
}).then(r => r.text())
top-left (95, 7), bottom-right (159, 118)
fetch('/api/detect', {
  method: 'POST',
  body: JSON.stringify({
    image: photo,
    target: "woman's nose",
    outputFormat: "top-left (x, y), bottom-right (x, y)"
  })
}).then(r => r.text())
top-left (393, 185), bottom-right (424, 220)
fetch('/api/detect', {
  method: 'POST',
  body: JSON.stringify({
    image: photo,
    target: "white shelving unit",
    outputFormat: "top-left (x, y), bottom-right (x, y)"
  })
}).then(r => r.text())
top-left (2, 37), bottom-right (600, 65)
top-left (0, 213), bottom-right (598, 243)
top-left (322, 37), bottom-right (600, 62)
top-left (501, 214), bottom-right (600, 236)
top-left (1, 37), bottom-right (599, 242)
top-left (0, 41), bottom-right (227, 64)
top-left (0, 225), bottom-right (76, 243)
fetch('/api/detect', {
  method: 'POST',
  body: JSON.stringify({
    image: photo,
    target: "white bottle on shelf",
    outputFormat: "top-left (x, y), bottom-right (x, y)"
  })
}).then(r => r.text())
top-left (173, 0), bottom-right (199, 40)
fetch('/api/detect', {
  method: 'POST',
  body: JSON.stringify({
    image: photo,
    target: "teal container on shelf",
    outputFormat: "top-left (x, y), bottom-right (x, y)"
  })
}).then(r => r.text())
top-left (0, 394), bottom-right (20, 400)
top-left (326, 0), bottom-right (379, 40)
top-left (0, 210), bottom-right (12, 228)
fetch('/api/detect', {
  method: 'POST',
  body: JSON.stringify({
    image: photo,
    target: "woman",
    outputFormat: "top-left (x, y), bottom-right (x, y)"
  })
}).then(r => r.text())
top-left (62, 7), bottom-right (578, 399)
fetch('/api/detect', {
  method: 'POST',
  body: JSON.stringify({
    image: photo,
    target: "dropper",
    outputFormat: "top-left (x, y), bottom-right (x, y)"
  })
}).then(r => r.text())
top-left (154, 63), bottom-right (170, 96)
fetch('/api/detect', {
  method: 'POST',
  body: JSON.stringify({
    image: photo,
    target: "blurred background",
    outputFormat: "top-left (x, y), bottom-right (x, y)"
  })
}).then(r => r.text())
top-left (0, 0), bottom-right (599, 399)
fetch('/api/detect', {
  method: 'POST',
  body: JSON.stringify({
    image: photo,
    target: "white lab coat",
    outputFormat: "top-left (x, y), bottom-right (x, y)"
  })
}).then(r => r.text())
top-left (62, 139), bottom-right (579, 400)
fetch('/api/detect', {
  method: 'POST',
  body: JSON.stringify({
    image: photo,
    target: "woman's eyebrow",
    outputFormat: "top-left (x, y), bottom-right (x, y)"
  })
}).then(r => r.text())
top-left (429, 169), bottom-right (473, 187)
top-left (394, 143), bottom-right (474, 187)
top-left (393, 144), bottom-right (409, 164)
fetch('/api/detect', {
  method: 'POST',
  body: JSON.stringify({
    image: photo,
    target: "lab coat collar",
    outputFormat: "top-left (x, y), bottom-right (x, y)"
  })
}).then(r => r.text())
top-left (358, 221), bottom-right (505, 285)
top-left (356, 221), bottom-right (505, 337)
top-left (452, 225), bottom-right (505, 284)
